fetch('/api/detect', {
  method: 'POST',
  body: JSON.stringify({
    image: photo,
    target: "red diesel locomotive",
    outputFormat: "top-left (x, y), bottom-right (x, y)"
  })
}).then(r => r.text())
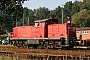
top-left (9, 18), bottom-right (77, 49)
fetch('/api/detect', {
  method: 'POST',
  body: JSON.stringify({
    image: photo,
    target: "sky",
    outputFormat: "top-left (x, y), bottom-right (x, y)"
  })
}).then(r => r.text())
top-left (22, 0), bottom-right (76, 10)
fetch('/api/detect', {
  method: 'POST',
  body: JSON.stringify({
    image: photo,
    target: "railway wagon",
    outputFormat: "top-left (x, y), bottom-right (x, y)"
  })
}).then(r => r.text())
top-left (9, 18), bottom-right (77, 49)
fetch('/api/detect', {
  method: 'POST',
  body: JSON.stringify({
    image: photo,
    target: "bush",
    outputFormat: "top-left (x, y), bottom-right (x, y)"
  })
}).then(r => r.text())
top-left (0, 35), bottom-right (7, 40)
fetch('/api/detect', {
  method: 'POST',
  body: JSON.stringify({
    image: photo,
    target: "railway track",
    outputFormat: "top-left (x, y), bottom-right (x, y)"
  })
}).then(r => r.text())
top-left (0, 50), bottom-right (90, 60)
top-left (0, 45), bottom-right (90, 55)
top-left (0, 45), bottom-right (90, 59)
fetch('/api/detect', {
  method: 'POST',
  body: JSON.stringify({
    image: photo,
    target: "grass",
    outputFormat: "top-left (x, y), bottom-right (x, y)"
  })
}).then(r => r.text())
top-left (0, 44), bottom-right (13, 47)
top-left (0, 56), bottom-right (28, 60)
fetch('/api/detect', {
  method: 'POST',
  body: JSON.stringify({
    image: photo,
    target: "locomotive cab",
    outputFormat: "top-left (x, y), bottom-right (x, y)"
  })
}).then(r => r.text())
top-left (34, 19), bottom-right (58, 38)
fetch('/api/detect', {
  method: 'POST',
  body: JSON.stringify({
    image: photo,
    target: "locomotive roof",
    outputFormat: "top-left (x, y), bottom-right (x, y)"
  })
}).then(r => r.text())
top-left (76, 27), bottom-right (90, 31)
top-left (34, 18), bottom-right (58, 22)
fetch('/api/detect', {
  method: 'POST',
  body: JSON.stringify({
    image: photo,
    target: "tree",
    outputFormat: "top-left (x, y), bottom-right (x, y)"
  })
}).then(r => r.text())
top-left (72, 1), bottom-right (80, 15)
top-left (22, 7), bottom-right (35, 25)
top-left (72, 9), bottom-right (90, 28)
top-left (0, 0), bottom-right (27, 34)
top-left (51, 6), bottom-right (62, 23)
top-left (64, 1), bottom-right (73, 20)
top-left (35, 7), bottom-right (50, 20)
top-left (80, 0), bottom-right (90, 10)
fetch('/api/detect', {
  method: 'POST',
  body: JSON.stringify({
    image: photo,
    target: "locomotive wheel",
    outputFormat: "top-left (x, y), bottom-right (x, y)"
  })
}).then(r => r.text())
top-left (10, 40), bottom-right (28, 48)
top-left (39, 40), bottom-right (62, 49)
top-left (54, 41), bottom-right (62, 49)
top-left (39, 40), bottom-right (49, 49)
top-left (23, 45), bottom-right (28, 48)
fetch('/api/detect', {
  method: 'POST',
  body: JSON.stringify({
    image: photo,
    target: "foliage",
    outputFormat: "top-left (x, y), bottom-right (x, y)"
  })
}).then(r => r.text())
top-left (22, 7), bottom-right (50, 25)
top-left (0, 0), bottom-right (27, 34)
top-left (51, 6), bottom-right (62, 23)
top-left (0, 0), bottom-right (90, 35)
top-left (35, 7), bottom-right (50, 20)
top-left (64, 1), bottom-right (73, 20)
top-left (72, 9), bottom-right (90, 28)
top-left (0, 35), bottom-right (7, 39)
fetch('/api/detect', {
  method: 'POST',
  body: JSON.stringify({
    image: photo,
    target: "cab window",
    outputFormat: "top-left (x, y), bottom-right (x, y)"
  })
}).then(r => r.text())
top-left (35, 22), bottom-right (39, 27)
top-left (40, 22), bottom-right (42, 26)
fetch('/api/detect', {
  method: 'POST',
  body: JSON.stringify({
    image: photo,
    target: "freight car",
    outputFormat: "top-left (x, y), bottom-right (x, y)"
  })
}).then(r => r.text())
top-left (9, 18), bottom-right (77, 49)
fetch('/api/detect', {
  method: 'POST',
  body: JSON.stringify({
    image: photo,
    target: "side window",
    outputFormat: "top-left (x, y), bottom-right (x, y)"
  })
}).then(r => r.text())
top-left (76, 31), bottom-right (79, 34)
top-left (40, 22), bottom-right (42, 26)
top-left (35, 22), bottom-right (39, 27)
top-left (82, 31), bottom-right (89, 34)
